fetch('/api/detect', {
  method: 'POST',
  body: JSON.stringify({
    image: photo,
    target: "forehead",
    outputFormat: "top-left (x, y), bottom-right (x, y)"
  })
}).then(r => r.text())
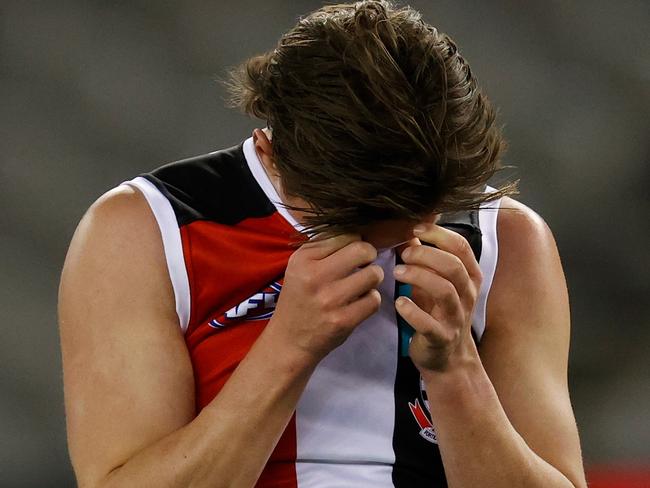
top-left (359, 214), bottom-right (439, 249)
top-left (360, 213), bottom-right (440, 232)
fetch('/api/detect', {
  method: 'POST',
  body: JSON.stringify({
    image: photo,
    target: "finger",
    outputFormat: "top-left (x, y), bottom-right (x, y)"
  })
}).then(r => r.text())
top-left (301, 233), bottom-right (361, 260)
top-left (329, 264), bottom-right (384, 306)
top-left (394, 296), bottom-right (448, 344)
top-left (412, 224), bottom-right (481, 285)
top-left (394, 264), bottom-right (461, 313)
top-left (320, 240), bottom-right (378, 280)
top-left (395, 237), bottom-right (420, 259)
top-left (400, 245), bottom-right (473, 305)
top-left (339, 288), bottom-right (382, 327)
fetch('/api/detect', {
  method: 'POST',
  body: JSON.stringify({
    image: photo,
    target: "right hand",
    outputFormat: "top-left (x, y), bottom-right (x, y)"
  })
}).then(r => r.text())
top-left (268, 234), bottom-right (384, 364)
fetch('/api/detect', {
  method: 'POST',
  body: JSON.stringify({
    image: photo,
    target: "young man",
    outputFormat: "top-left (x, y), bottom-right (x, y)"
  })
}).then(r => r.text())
top-left (59, 1), bottom-right (587, 487)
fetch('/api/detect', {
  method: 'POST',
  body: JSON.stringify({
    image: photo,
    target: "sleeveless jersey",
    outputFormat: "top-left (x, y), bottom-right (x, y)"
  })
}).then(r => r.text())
top-left (120, 137), bottom-right (501, 487)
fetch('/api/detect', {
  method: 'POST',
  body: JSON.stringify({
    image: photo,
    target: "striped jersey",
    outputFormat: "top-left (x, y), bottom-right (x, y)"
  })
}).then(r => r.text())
top-left (120, 137), bottom-right (501, 487)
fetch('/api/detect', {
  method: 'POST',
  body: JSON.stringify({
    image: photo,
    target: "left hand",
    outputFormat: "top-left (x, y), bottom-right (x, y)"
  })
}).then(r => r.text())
top-left (394, 223), bottom-right (483, 373)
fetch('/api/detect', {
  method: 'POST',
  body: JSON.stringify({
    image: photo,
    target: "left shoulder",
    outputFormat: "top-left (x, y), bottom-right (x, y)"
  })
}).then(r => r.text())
top-left (487, 196), bottom-right (569, 332)
top-left (494, 196), bottom-right (558, 262)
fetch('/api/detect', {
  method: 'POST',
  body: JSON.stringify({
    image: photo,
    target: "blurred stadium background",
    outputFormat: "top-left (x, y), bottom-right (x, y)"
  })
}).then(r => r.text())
top-left (1, 1), bottom-right (648, 486)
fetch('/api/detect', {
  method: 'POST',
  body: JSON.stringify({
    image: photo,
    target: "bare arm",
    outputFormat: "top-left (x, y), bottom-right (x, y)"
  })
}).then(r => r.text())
top-left (394, 197), bottom-right (587, 488)
top-left (59, 186), bottom-right (383, 488)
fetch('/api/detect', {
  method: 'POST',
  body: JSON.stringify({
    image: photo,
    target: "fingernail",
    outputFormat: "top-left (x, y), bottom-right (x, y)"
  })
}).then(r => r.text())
top-left (396, 296), bottom-right (409, 306)
top-left (401, 247), bottom-right (411, 260)
top-left (394, 265), bottom-right (406, 276)
top-left (413, 224), bottom-right (426, 235)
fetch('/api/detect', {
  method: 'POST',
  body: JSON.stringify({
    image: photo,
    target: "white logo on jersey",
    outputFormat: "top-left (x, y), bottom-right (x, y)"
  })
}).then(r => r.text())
top-left (208, 282), bottom-right (282, 328)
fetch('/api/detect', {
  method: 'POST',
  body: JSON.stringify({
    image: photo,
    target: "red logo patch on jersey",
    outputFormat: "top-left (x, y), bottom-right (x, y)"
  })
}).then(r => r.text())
top-left (208, 281), bottom-right (282, 328)
top-left (409, 398), bottom-right (438, 444)
top-left (409, 376), bottom-right (438, 444)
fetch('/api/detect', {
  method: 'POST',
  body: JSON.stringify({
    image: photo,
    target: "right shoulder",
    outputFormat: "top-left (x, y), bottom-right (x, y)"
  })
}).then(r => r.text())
top-left (79, 183), bottom-right (154, 238)
top-left (59, 183), bottom-right (177, 328)
top-left (68, 183), bottom-right (164, 263)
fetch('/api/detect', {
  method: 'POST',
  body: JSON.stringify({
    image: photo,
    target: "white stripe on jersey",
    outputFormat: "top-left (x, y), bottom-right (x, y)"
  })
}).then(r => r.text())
top-left (473, 192), bottom-right (501, 341)
top-left (296, 461), bottom-right (394, 488)
top-left (295, 248), bottom-right (398, 485)
top-left (121, 177), bottom-right (191, 333)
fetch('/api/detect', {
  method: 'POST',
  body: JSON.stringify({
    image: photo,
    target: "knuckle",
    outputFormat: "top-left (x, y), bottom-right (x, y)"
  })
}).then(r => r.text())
top-left (328, 311), bottom-right (349, 330)
top-left (302, 270), bottom-right (318, 289)
top-left (467, 285), bottom-right (478, 303)
top-left (426, 324), bottom-right (450, 345)
top-left (446, 328), bottom-right (461, 346)
top-left (287, 251), bottom-right (301, 268)
top-left (455, 237), bottom-right (472, 257)
top-left (369, 264), bottom-right (384, 284)
top-left (363, 291), bottom-right (382, 316)
top-left (404, 245), bottom-right (421, 262)
top-left (317, 289), bottom-right (335, 310)
top-left (450, 255), bottom-right (464, 274)
top-left (353, 241), bottom-right (377, 262)
top-left (449, 257), bottom-right (468, 283)
top-left (438, 329), bottom-right (461, 349)
top-left (349, 240), bottom-right (366, 254)
top-left (425, 334), bottom-right (439, 346)
top-left (441, 281), bottom-right (456, 299)
top-left (284, 265), bottom-right (301, 285)
top-left (475, 268), bottom-right (483, 288)
top-left (423, 327), bottom-right (440, 344)
top-left (365, 243), bottom-right (379, 262)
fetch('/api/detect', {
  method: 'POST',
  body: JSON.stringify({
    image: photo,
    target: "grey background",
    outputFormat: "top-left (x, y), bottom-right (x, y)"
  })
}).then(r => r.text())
top-left (1, 0), bottom-right (648, 486)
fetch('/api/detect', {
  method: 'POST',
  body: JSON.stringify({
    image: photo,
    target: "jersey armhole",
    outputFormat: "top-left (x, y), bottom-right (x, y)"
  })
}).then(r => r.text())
top-left (472, 195), bottom-right (501, 341)
top-left (120, 176), bottom-right (191, 334)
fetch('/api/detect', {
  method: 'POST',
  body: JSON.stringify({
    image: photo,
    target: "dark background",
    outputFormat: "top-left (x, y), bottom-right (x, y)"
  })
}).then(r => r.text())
top-left (1, 1), bottom-right (648, 486)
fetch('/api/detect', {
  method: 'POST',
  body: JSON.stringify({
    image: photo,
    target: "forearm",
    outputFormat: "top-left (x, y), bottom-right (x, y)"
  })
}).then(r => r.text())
top-left (423, 358), bottom-right (579, 488)
top-left (98, 329), bottom-right (316, 488)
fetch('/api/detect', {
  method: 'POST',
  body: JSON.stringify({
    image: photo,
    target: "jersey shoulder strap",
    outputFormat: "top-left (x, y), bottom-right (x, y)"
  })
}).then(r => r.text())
top-left (140, 143), bottom-right (276, 226)
top-left (437, 209), bottom-right (482, 260)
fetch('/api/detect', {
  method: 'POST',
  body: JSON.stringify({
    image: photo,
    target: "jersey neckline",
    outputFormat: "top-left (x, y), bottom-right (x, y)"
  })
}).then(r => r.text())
top-left (242, 137), bottom-right (306, 233)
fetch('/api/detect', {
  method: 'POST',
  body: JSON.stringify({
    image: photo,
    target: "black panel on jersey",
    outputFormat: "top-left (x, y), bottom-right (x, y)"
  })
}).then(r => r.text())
top-left (437, 209), bottom-right (482, 261)
top-left (141, 143), bottom-right (277, 226)
top-left (391, 211), bottom-right (482, 488)
top-left (391, 351), bottom-right (448, 487)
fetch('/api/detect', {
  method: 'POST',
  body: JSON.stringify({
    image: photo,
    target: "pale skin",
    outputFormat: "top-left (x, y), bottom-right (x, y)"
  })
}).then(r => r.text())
top-left (58, 127), bottom-right (587, 487)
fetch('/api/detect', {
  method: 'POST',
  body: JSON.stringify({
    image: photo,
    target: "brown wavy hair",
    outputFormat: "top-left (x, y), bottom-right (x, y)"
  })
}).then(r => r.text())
top-left (228, 0), bottom-right (517, 236)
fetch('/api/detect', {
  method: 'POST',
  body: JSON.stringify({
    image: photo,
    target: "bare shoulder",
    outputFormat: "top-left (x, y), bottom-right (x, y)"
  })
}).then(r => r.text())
top-left (487, 196), bottom-right (568, 332)
top-left (59, 184), bottom-right (178, 334)
top-left (495, 196), bottom-right (560, 272)
top-left (59, 185), bottom-right (194, 486)
top-left (63, 185), bottom-right (163, 270)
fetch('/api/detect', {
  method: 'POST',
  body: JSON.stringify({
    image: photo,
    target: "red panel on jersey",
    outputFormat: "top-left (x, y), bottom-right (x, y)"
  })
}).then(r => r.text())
top-left (180, 212), bottom-right (303, 484)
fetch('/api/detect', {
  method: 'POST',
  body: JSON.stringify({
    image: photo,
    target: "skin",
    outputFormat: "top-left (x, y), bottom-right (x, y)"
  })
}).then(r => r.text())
top-left (58, 128), bottom-right (587, 487)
